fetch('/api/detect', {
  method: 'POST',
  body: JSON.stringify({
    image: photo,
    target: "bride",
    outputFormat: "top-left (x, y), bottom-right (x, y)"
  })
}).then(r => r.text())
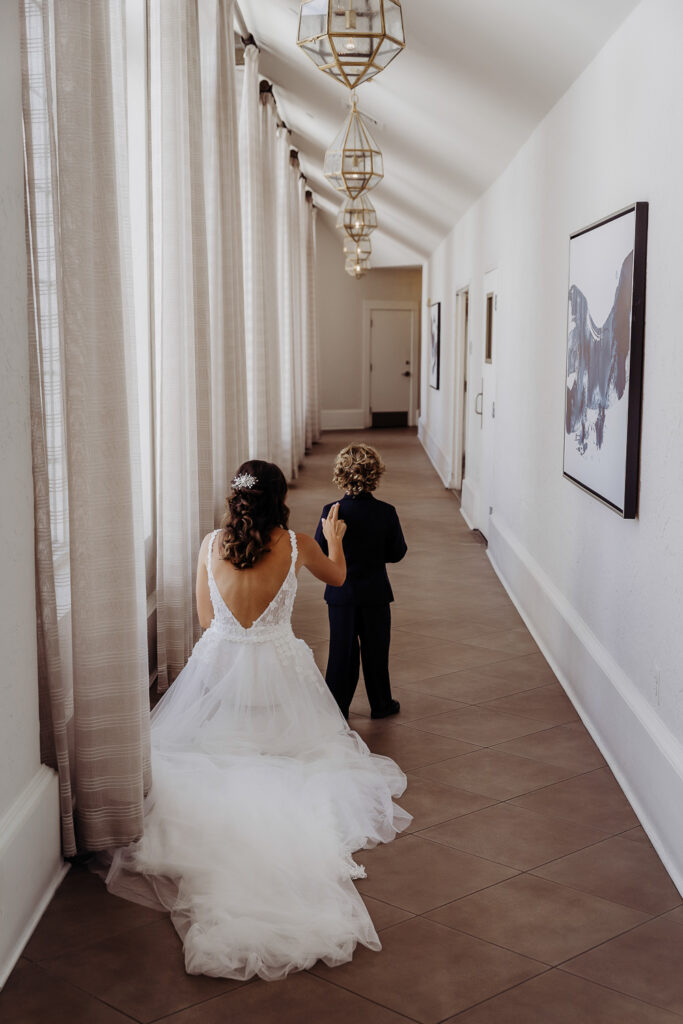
top-left (104, 459), bottom-right (411, 981)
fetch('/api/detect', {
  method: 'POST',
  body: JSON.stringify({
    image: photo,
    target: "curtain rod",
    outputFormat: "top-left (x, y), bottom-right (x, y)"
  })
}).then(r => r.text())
top-left (260, 78), bottom-right (290, 133)
top-left (237, 12), bottom-right (318, 208)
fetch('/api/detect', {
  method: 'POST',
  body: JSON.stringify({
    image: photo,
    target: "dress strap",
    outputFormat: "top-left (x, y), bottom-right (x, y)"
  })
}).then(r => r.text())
top-left (207, 529), bottom-right (220, 578)
top-left (288, 529), bottom-right (298, 569)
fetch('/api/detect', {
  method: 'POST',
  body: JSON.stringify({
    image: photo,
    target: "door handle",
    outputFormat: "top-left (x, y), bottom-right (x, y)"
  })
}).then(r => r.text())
top-left (474, 391), bottom-right (483, 416)
top-left (402, 371), bottom-right (411, 377)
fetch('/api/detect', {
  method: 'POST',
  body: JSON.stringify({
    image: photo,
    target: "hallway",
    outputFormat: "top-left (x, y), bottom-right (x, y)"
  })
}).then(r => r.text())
top-left (3, 430), bottom-right (683, 1023)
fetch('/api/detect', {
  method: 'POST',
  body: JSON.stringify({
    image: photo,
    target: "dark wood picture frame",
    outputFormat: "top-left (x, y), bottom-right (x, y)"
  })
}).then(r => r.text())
top-left (429, 301), bottom-right (441, 390)
top-left (563, 202), bottom-right (648, 519)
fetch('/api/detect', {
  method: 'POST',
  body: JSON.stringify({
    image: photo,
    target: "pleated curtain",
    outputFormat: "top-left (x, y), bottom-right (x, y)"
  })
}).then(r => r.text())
top-left (261, 94), bottom-right (292, 474)
top-left (21, 0), bottom-right (151, 854)
top-left (239, 45), bottom-right (276, 461)
top-left (291, 173), bottom-right (307, 465)
top-left (238, 47), bottom-right (320, 480)
top-left (275, 129), bottom-right (299, 479)
top-left (199, 0), bottom-right (249, 520)
top-left (304, 197), bottom-right (321, 450)
top-left (150, 0), bottom-right (248, 690)
top-left (21, 0), bottom-right (321, 854)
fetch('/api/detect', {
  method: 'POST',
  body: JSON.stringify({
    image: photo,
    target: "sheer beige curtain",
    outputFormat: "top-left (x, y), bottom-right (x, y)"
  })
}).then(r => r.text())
top-left (239, 44), bottom-right (274, 460)
top-left (275, 129), bottom-right (301, 479)
top-left (22, 0), bottom-right (150, 855)
top-left (199, 0), bottom-right (248, 517)
top-left (239, 54), bottom-right (320, 478)
top-left (291, 172), bottom-right (307, 464)
top-left (261, 92), bottom-right (289, 473)
top-left (150, 0), bottom-right (248, 690)
top-left (304, 195), bottom-right (321, 450)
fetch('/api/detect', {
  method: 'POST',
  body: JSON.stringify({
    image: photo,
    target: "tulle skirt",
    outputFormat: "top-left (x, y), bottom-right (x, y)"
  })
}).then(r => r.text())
top-left (103, 623), bottom-right (411, 980)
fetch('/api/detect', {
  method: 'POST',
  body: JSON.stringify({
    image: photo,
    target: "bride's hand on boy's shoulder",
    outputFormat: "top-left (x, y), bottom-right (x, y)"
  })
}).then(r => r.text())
top-left (322, 502), bottom-right (346, 543)
top-left (297, 518), bottom-right (346, 587)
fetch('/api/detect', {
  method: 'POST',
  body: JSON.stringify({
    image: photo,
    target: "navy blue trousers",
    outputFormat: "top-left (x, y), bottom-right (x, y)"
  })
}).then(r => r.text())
top-left (325, 604), bottom-right (394, 718)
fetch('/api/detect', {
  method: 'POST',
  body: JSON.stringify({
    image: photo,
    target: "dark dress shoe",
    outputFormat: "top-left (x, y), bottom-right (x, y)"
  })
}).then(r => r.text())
top-left (371, 699), bottom-right (400, 720)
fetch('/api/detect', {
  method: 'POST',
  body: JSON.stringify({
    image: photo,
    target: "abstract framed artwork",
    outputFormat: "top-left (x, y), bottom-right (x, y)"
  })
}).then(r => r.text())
top-left (563, 202), bottom-right (648, 518)
top-left (429, 301), bottom-right (441, 390)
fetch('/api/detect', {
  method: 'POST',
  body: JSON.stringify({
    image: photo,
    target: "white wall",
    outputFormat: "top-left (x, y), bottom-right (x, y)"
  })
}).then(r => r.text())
top-left (420, 0), bottom-right (683, 890)
top-left (0, 2), bottom-right (64, 987)
top-left (316, 216), bottom-right (422, 428)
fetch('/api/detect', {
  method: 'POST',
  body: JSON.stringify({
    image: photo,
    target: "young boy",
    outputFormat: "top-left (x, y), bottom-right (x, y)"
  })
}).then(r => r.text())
top-left (314, 443), bottom-right (407, 720)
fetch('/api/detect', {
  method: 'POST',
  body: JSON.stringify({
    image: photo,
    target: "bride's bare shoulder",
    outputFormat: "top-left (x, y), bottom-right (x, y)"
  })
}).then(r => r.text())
top-left (198, 530), bottom-right (219, 561)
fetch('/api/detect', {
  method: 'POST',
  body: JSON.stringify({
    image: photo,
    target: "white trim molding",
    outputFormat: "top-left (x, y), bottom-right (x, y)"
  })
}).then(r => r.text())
top-left (418, 416), bottom-right (480, 528)
top-left (451, 287), bottom-right (470, 492)
top-left (418, 417), bottom-right (453, 487)
top-left (320, 409), bottom-right (367, 431)
top-left (488, 513), bottom-right (683, 898)
top-left (0, 765), bottom-right (66, 987)
top-left (460, 478), bottom-right (479, 530)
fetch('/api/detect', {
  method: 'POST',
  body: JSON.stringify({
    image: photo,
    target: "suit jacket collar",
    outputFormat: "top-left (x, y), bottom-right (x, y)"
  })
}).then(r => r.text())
top-left (344, 491), bottom-right (374, 501)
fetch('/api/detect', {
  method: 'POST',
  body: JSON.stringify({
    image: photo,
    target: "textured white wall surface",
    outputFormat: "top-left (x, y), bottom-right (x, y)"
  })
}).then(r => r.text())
top-left (0, 0), bottom-right (41, 817)
top-left (316, 217), bottom-right (422, 414)
top-left (419, 0), bottom-right (683, 884)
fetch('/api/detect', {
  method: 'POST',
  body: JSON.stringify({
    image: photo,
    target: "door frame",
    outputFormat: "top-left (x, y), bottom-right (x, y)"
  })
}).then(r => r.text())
top-left (362, 300), bottom-right (419, 428)
top-left (479, 268), bottom-right (499, 537)
top-left (452, 287), bottom-right (470, 491)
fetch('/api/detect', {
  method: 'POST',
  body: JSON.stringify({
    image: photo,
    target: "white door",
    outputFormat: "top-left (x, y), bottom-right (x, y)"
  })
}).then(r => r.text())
top-left (480, 270), bottom-right (498, 539)
top-left (369, 308), bottom-right (415, 427)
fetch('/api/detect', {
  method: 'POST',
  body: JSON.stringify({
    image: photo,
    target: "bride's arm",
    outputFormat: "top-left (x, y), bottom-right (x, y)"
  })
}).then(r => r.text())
top-left (195, 533), bottom-right (214, 629)
top-left (297, 503), bottom-right (346, 587)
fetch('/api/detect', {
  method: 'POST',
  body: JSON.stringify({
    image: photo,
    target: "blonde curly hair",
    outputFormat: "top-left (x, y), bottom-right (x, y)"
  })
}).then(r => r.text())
top-left (333, 443), bottom-right (386, 496)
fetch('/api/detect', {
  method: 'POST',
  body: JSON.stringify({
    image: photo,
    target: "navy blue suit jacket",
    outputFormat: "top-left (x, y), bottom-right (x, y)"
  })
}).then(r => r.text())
top-left (314, 492), bottom-right (407, 606)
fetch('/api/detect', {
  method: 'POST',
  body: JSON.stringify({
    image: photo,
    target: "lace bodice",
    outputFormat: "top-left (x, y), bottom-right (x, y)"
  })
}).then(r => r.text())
top-left (206, 529), bottom-right (298, 644)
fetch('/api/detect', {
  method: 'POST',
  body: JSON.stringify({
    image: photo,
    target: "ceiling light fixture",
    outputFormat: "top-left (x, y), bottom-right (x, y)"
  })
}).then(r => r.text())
top-left (342, 234), bottom-right (372, 260)
top-left (336, 193), bottom-right (378, 242)
top-left (324, 95), bottom-right (384, 199)
top-left (345, 255), bottom-right (370, 279)
top-left (297, 0), bottom-right (405, 90)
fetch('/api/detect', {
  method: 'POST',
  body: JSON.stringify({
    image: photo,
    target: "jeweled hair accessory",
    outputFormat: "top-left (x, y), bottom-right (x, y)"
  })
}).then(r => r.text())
top-left (232, 472), bottom-right (257, 491)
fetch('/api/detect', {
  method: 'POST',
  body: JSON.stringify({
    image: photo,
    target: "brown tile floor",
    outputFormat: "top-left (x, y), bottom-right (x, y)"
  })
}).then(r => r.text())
top-left (2, 428), bottom-right (682, 1023)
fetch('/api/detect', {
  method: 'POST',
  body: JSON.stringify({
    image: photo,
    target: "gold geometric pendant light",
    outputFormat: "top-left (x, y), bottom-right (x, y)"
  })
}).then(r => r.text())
top-left (297, 0), bottom-right (406, 90)
top-left (345, 255), bottom-right (370, 278)
top-left (336, 193), bottom-right (378, 242)
top-left (343, 234), bottom-right (372, 260)
top-left (324, 97), bottom-right (383, 199)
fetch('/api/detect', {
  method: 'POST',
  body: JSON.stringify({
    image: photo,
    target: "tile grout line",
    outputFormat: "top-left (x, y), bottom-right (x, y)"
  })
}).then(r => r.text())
top-left (304, 967), bottom-right (423, 1023)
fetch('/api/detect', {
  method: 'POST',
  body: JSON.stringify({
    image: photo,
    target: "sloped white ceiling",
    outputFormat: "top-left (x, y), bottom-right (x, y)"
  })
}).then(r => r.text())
top-left (237, 0), bottom-right (641, 265)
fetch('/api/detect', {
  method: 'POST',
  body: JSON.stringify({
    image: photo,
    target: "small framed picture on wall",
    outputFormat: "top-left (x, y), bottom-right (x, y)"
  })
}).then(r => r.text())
top-left (429, 301), bottom-right (441, 390)
top-left (563, 202), bottom-right (648, 518)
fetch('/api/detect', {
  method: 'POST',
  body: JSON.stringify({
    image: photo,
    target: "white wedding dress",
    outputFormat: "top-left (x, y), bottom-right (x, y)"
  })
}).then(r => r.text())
top-left (104, 529), bottom-right (411, 980)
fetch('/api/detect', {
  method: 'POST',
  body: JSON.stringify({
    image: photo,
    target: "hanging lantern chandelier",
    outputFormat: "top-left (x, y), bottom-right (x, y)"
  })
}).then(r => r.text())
top-left (345, 256), bottom-right (370, 279)
top-left (324, 96), bottom-right (383, 199)
top-left (297, 0), bottom-right (406, 90)
top-left (343, 234), bottom-right (372, 261)
top-left (336, 193), bottom-right (378, 242)
top-left (296, 2), bottom-right (406, 279)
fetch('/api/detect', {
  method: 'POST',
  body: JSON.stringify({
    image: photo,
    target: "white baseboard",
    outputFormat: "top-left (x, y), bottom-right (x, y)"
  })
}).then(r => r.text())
top-left (488, 514), bottom-right (683, 897)
top-left (418, 418), bottom-right (452, 488)
top-left (320, 409), bottom-right (367, 431)
top-left (460, 478), bottom-right (479, 530)
top-left (460, 502), bottom-right (476, 531)
top-left (0, 765), bottom-right (65, 988)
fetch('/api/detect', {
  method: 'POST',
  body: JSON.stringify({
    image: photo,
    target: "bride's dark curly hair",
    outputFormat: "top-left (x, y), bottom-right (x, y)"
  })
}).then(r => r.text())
top-left (219, 460), bottom-right (290, 569)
